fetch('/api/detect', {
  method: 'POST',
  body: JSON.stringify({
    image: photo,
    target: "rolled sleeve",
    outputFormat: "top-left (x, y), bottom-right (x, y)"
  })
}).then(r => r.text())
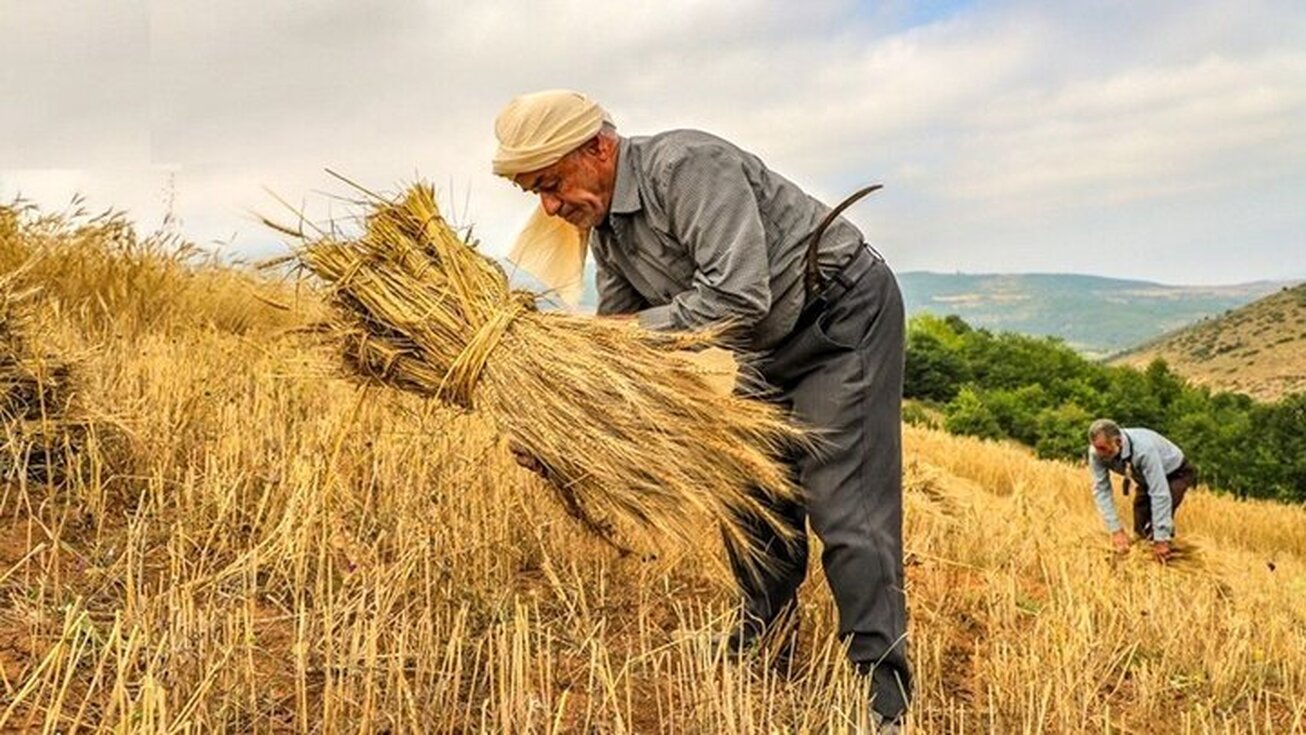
top-left (655, 148), bottom-right (771, 332)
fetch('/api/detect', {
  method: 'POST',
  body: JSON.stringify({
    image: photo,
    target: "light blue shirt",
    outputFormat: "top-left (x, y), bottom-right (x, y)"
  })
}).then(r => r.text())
top-left (1089, 428), bottom-right (1186, 541)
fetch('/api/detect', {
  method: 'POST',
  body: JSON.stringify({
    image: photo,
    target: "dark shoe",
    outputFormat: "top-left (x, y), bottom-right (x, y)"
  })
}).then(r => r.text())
top-left (871, 711), bottom-right (904, 734)
top-left (708, 613), bottom-right (767, 658)
top-left (709, 611), bottom-right (798, 674)
top-left (861, 665), bottom-right (910, 732)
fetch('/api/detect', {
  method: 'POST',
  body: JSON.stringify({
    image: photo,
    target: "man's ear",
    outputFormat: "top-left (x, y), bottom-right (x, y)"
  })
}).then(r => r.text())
top-left (585, 134), bottom-right (612, 160)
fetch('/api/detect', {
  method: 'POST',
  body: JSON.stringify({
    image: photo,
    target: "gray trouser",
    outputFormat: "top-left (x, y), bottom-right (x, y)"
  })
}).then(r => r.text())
top-left (727, 247), bottom-right (911, 719)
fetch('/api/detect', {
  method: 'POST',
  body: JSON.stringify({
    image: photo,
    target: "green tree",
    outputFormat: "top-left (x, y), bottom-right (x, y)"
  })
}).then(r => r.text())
top-left (1144, 358), bottom-right (1184, 411)
top-left (1246, 394), bottom-right (1306, 502)
top-left (944, 386), bottom-right (1003, 440)
top-left (905, 328), bottom-right (970, 403)
top-left (1101, 367), bottom-right (1165, 431)
top-left (903, 315), bottom-right (1304, 504)
top-left (1034, 403), bottom-right (1094, 460)
top-left (984, 385), bottom-right (1051, 445)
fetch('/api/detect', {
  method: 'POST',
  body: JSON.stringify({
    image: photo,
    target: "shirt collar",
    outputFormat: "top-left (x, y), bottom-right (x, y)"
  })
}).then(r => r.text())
top-left (1119, 432), bottom-right (1133, 462)
top-left (607, 137), bottom-right (641, 216)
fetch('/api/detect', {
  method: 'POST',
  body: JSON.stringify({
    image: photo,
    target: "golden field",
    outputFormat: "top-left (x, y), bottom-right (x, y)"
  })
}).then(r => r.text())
top-left (0, 202), bottom-right (1303, 733)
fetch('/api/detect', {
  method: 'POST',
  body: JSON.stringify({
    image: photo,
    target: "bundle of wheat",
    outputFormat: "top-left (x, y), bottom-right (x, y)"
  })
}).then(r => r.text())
top-left (0, 272), bottom-right (91, 484)
top-left (276, 180), bottom-right (804, 568)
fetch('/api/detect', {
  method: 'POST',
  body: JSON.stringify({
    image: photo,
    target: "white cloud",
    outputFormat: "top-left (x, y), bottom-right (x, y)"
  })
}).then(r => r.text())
top-left (1, 0), bottom-right (1302, 283)
top-left (0, 0), bottom-right (151, 167)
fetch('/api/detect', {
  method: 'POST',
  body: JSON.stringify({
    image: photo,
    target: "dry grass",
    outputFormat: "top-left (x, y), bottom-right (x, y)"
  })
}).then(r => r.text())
top-left (1113, 284), bottom-right (1306, 401)
top-left (0, 199), bottom-right (1302, 732)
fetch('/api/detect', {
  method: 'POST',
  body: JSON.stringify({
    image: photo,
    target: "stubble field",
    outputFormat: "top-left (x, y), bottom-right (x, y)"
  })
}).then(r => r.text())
top-left (0, 203), bottom-right (1303, 733)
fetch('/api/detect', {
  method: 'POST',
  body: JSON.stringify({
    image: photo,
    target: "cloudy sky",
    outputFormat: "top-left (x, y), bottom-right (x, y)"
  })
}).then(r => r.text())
top-left (2, 0), bottom-right (1303, 284)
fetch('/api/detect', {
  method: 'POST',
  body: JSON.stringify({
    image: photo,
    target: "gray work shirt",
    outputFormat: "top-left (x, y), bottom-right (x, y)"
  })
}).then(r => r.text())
top-left (589, 130), bottom-right (865, 352)
top-left (1088, 428), bottom-right (1186, 541)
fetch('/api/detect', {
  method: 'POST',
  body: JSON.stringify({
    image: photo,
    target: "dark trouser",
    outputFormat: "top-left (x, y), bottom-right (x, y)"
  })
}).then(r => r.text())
top-left (726, 246), bottom-right (911, 720)
top-left (1132, 459), bottom-right (1198, 540)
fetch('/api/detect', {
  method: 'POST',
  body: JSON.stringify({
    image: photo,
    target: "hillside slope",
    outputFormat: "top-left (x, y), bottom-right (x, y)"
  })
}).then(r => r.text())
top-left (1, 202), bottom-right (1303, 732)
top-left (895, 272), bottom-right (1293, 357)
top-left (1113, 283), bottom-right (1306, 401)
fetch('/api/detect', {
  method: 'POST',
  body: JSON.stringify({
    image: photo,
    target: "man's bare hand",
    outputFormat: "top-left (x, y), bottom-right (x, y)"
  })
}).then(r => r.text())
top-left (1152, 540), bottom-right (1173, 563)
top-left (509, 439), bottom-right (548, 479)
top-left (1111, 529), bottom-right (1130, 554)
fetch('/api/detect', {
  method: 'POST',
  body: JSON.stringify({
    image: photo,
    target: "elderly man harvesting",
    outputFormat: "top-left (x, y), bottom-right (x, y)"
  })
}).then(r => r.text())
top-left (491, 89), bottom-right (911, 726)
top-left (1088, 419), bottom-right (1199, 562)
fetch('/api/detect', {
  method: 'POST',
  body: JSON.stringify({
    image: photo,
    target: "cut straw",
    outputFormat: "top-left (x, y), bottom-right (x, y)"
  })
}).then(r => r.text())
top-left (276, 180), bottom-right (806, 572)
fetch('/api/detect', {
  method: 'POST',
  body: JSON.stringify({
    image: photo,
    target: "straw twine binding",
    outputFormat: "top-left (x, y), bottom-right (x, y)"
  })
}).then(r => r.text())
top-left (440, 293), bottom-right (534, 409)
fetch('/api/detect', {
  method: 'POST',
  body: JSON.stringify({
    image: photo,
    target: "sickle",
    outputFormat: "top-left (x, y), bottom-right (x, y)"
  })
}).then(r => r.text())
top-left (804, 183), bottom-right (884, 303)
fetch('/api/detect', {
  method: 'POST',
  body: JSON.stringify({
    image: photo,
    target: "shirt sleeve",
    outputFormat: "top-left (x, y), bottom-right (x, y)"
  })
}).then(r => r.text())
top-left (1136, 445), bottom-right (1176, 541)
top-left (1089, 449), bottom-right (1123, 533)
top-left (636, 147), bottom-right (771, 334)
top-left (595, 262), bottom-right (648, 316)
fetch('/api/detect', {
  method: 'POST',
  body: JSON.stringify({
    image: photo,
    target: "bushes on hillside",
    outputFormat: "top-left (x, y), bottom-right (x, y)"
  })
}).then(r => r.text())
top-left (906, 314), bottom-right (1306, 503)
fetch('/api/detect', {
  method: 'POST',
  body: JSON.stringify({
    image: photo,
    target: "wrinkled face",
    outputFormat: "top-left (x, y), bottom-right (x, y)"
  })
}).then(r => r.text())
top-left (512, 136), bottom-right (616, 230)
top-left (1091, 434), bottom-right (1121, 460)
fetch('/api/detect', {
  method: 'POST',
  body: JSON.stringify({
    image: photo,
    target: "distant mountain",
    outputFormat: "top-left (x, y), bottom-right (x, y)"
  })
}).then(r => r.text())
top-left (568, 263), bottom-right (1292, 357)
top-left (1111, 283), bottom-right (1306, 401)
top-left (895, 272), bottom-right (1295, 357)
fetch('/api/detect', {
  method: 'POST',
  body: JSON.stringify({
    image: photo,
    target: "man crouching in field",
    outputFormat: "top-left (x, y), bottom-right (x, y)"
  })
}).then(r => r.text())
top-left (492, 89), bottom-right (911, 729)
top-left (1088, 419), bottom-right (1199, 562)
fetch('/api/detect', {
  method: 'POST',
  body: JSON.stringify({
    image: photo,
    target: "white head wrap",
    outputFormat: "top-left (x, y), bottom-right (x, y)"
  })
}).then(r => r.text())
top-left (492, 89), bottom-right (612, 177)
top-left (497, 90), bottom-right (606, 308)
top-left (507, 204), bottom-right (587, 306)
top-left (497, 92), bottom-right (738, 395)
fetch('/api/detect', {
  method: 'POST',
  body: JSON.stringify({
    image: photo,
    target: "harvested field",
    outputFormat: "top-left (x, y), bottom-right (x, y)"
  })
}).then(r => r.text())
top-left (0, 199), bottom-right (1303, 733)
